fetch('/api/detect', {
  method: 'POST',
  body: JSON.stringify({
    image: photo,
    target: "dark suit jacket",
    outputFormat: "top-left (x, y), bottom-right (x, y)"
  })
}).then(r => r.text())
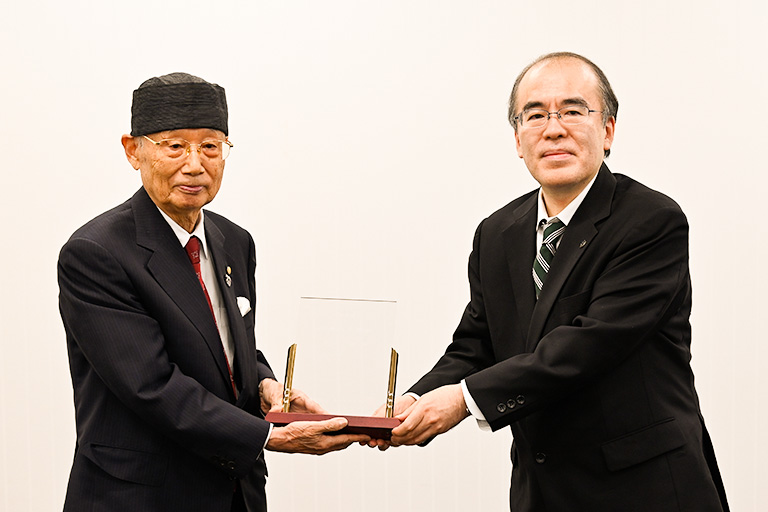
top-left (409, 165), bottom-right (728, 511)
top-left (59, 188), bottom-right (275, 511)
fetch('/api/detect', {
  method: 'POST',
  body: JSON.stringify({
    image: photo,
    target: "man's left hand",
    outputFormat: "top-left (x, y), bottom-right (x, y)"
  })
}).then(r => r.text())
top-left (259, 378), bottom-right (326, 415)
top-left (389, 384), bottom-right (469, 446)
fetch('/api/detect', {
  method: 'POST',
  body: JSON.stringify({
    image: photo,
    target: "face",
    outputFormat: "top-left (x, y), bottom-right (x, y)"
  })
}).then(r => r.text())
top-left (514, 58), bottom-right (615, 203)
top-left (123, 128), bottom-right (226, 231)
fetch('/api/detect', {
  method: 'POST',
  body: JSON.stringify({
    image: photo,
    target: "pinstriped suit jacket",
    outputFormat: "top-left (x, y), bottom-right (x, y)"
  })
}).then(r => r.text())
top-left (59, 187), bottom-right (274, 511)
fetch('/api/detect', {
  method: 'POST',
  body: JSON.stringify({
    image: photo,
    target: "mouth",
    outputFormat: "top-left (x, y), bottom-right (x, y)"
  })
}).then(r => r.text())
top-left (541, 150), bottom-right (574, 161)
top-left (177, 185), bottom-right (205, 194)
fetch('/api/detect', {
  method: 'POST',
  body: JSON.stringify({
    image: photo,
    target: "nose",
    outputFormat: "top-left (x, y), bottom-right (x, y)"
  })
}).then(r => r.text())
top-left (541, 113), bottom-right (568, 138)
top-left (182, 145), bottom-right (205, 174)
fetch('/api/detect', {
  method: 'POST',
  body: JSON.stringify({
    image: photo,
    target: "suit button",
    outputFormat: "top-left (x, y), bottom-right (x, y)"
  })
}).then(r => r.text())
top-left (227, 461), bottom-right (236, 471)
top-left (506, 399), bottom-right (517, 409)
top-left (497, 403), bottom-right (507, 413)
top-left (516, 395), bottom-right (526, 405)
top-left (535, 453), bottom-right (546, 464)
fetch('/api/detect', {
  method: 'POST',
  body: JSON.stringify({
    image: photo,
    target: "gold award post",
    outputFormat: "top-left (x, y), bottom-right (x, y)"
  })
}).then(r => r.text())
top-left (282, 344), bottom-right (297, 412)
top-left (385, 348), bottom-right (398, 418)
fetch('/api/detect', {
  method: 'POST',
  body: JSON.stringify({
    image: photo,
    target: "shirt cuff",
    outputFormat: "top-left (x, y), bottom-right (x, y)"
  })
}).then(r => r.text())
top-left (263, 423), bottom-right (274, 450)
top-left (461, 379), bottom-right (491, 431)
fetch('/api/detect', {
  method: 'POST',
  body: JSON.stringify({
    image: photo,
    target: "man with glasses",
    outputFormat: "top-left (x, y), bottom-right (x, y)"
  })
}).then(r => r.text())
top-left (376, 53), bottom-right (729, 511)
top-left (58, 73), bottom-right (369, 512)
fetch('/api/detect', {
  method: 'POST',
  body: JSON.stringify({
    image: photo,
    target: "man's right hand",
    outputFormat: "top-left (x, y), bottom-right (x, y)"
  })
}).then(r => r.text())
top-left (266, 417), bottom-right (370, 455)
top-left (364, 394), bottom-right (417, 451)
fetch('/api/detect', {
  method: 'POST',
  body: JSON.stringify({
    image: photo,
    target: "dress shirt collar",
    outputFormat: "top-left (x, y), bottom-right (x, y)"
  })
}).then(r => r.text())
top-left (156, 208), bottom-right (209, 258)
top-left (536, 170), bottom-right (599, 227)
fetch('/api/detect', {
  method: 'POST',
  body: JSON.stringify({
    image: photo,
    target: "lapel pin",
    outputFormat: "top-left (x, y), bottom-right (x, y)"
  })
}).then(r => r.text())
top-left (579, 240), bottom-right (587, 248)
top-left (225, 273), bottom-right (232, 287)
top-left (226, 266), bottom-right (232, 275)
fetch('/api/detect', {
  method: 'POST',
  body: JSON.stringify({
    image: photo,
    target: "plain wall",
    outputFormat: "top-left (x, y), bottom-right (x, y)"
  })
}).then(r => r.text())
top-left (1, 0), bottom-right (766, 510)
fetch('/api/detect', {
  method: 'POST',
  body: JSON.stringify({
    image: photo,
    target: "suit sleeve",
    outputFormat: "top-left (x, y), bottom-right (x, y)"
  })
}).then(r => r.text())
top-left (59, 236), bottom-right (271, 478)
top-left (247, 232), bottom-right (276, 387)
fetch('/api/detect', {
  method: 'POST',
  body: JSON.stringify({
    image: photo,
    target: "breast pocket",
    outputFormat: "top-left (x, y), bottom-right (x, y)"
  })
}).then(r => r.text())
top-left (550, 289), bottom-right (592, 327)
top-left (242, 311), bottom-right (255, 334)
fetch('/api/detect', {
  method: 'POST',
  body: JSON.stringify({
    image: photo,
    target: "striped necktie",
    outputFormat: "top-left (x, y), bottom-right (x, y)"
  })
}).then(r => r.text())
top-left (532, 218), bottom-right (565, 298)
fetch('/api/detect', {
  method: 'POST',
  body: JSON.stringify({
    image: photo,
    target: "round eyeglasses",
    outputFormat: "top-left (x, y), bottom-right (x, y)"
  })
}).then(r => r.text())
top-left (514, 105), bottom-right (603, 129)
top-left (142, 135), bottom-right (233, 160)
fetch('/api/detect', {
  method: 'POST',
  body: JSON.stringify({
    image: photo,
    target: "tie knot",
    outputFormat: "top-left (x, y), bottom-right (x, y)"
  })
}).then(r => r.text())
top-left (185, 236), bottom-right (201, 265)
top-left (543, 218), bottom-right (565, 241)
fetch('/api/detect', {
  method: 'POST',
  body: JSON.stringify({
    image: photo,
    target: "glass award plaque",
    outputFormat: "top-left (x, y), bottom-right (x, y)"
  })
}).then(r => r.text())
top-left (264, 297), bottom-right (401, 439)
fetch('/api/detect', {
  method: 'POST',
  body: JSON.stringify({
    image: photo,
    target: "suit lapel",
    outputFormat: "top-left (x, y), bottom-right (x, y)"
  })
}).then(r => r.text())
top-left (205, 217), bottom-right (253, 398)
top-left (501, 193), bottom-right (538, 341)
top-left (526, 165), bottom-right (616, 348)
top-left (132, 189), bottom-right (234, 392)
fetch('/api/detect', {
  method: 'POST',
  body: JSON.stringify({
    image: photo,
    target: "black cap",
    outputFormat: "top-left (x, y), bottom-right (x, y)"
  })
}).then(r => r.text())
top-left (130, 72), bottom-right (228, 136)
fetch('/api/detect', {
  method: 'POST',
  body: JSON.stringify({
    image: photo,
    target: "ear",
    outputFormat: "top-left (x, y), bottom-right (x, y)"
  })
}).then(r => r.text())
top-left (603, 117), bottom-right (616, 153)
top-left (515, 128), bottom-right (524, 158)
top-left (121, 134), bottom-right (141, 170)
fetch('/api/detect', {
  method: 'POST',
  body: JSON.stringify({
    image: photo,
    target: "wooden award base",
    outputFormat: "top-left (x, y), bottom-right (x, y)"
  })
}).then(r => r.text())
top-left (265, 412), bottom-right (401, 440)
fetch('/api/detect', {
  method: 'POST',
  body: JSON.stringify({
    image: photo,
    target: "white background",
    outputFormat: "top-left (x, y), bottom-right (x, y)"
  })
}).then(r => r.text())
top-left (1, 1), bottom-right (766, 510)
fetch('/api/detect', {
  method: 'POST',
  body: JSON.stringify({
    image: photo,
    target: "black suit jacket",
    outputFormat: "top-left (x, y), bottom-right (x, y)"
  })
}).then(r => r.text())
top-left (409, 165), bottom-right (728, 511)
top-left (59, 188), bottom-right (274, 511)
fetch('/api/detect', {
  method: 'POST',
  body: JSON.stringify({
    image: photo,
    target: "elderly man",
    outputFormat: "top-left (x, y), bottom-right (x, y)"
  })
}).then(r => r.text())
top-left (58, 73), bottom-right (367, 512)
top-left (379, 53), bottom-right (729, 511)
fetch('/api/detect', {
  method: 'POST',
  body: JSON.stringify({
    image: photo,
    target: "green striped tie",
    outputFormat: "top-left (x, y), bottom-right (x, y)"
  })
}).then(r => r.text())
top-left (533, 218), bottom-right (565, 298)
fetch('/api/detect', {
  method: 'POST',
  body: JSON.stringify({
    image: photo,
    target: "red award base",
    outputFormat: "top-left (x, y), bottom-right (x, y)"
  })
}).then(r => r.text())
top-left (265, 412), bottom-right (401, 440)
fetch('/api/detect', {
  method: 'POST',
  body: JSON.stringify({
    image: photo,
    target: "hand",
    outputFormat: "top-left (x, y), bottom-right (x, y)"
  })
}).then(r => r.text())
top-left (266, 417), bottom-right (370, 455)
top-left (389, 384), bottom-right (469, 446)
top-left (371, 394), bottom-right (417, 419)
top-left (259, 378), bottom-right (327, 415)
top-left (364, 395), bottom-right (417, 450)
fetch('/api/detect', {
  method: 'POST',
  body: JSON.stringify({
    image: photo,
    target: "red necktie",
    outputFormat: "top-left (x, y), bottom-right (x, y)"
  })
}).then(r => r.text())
top-left (185, 236), bottom-right (238, 398)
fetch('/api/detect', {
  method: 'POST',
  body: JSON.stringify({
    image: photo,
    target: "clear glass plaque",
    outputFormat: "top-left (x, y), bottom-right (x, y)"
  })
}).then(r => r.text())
top-left (291, 296), bottom-right (397, 416)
